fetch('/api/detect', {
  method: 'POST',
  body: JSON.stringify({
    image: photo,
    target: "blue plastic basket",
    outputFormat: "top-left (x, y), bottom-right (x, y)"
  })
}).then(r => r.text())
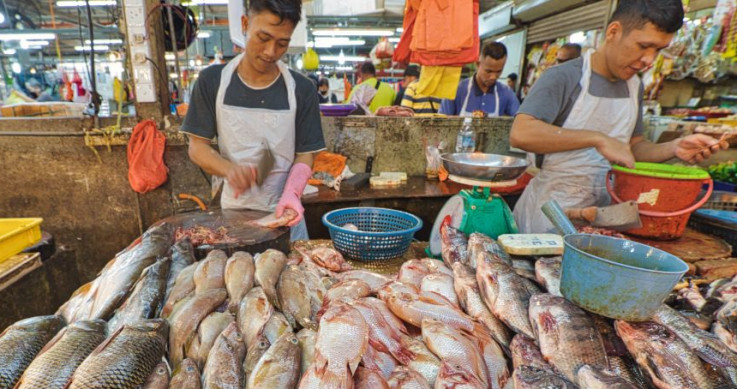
top-left (322, 207), bottom-right (423, 262)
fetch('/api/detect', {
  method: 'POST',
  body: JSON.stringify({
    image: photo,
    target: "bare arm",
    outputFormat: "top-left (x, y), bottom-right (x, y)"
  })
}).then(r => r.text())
top-left (509, 113), bottom-right (635, 168)
top-left (293, 151), bottom-right (315, 168)
top-left (631, 134), bottom-right (728, 164)
top-left (187, 134), bottom-right (256, 197)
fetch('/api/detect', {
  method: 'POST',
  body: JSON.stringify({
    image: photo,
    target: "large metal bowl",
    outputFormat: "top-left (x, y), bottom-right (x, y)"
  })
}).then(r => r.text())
top-left (441, 153), bottom-right (529, 182)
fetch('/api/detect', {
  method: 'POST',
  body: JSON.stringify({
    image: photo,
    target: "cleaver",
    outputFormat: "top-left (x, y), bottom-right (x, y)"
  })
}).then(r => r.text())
top-left (565, 201), bottom-right (642, 231)
top-left (255, 141), bottom-right (276, 186)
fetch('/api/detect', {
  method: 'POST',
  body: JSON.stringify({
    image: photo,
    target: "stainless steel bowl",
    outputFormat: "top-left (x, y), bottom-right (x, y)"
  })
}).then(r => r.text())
top-left (441, 153), bottom-right (529, 182)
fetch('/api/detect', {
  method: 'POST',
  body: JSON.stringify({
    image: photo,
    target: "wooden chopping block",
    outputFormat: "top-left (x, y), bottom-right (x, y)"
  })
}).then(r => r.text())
top-left (695, 258), bottom-right (737, 281)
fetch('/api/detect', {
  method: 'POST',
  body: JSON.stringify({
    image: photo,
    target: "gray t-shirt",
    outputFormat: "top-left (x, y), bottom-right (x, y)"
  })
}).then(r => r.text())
top-left (518, 57), bottom-right (643, 136)
top-left (181, 64), bottom-right (326, 154)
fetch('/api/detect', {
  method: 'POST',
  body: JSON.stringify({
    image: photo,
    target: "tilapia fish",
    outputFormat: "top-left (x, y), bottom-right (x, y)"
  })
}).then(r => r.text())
top-left (362, 343), bottom-right (399, 381)
top-left (301, 264), bottom-right (331, 324)
top-left (452, 262), bottom-right (512, 349)
top-left (387, 366), bottom-right (431, 389)
top-left (247, 333), bottom-right (301, 389)
top-left (512, 366), bottom-right (577, 389)
top-left (109, 257), bottom-right (171, 335)
top-left (528, 294), bottom-right (608, 383)
top-left (254, 249), bottom-right (287, 310)
top-left (576, 365), bottom-right (638, 389)
top-left (166, 238), bottom-right (196, 302)
top-left (244, 335), bottom-right (270, 378)
top-left (510, 335), bottom-right (549, 371)
top-left (397, 259), bottom-right (432, 288)
top-left (193, 249), bottom-right (227, 295)
top-left (15, 320), bottom-right (107, 389)
top-left (467, 232), bottom-right (497, 269)
top-left (318, 279), bottom-right (372, 320)
top-left (161, 263), bottom-right (197, 318)
top-left (238, 286), bottom-right (274, 349)
top-left (337, 270), bottom-right (391, 293)
top-left (420, 258), bottom-right (453, 276)
top-left (652, 304), bottom-right (737, 386)
top-left (69, 319), bottom-right (168, 389)
top-left (434, 361), bottom-right (486, 389)
top-left (713, 322), bottom-right (737, 354)
top-left (186, 311), bottom-right (234, 369)
top-left (141, 361), bottom-right (169, 389)
top-left (477, 261), bottom-right (538, 339)
top-left (168, 288), bottom-right (228, 367)
top-left (354, 298), bottom-right (414, 365)
top-left (590, 315), bottom-right (641, 386)
top-left (313, 304), bottom-right (369, 388)
top-left (386, 291), bottom-right (475, 332)
top-left (57, 281), bottom-right (95, 323)
top-left (440, 225), bottom-right (468, 266)
top-left (0, 314), bottom-right (65, 389)
top-left (296, 328), bottom-right (317, 376)
top-left (354, 367), bottom-right (390, 389)
top-left (302, 246), bottom-right (352, 272)
top-left (467, 325), bottom-right (510, 389)
top-left (90, 225), bottom-right (171, 321)
top-left (421, 318), bottom-right (489, 387)
top-left (399, 335), bottom-right (440, 385)
top-left (278, 265), bottom-right (316, 330)
top-left (225, 251), bottom-right (255, 313)
top-left (615, 320), bottom-right (712, 389)
top-left (420, 273), bottom-right (459, 307)
top-left (534, 256), bottom-right (562, 296)
top-left (202, 322), bottom-right (246, 389)
top-left (169, 358), bottom-right (201, 389)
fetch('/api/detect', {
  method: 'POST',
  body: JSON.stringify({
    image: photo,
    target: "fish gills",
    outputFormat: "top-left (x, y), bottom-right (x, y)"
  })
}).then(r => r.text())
top-left (246, 333), bottom-right (301, 389)
top-left (169, 359), bottom-right (201, 389)
top-left (202, 322), bottom-right (246, 389)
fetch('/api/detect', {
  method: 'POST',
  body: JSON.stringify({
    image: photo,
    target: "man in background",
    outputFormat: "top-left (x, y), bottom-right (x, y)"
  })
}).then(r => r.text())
top-left (394, 64), bottom-right (420, 106)
top-left (348, 62), bottom-right (396, 114)
top-left (439, 42), bottom-right (520, 117)
top-left (557, 43), bottom-right (582, 64)
top-left (317, 78), bottom-right (338, 104)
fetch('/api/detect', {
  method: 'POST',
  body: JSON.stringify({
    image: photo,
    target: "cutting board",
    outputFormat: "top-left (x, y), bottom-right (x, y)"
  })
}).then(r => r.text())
top-left (629, 228), bottom-right (732, 263)
top-left (160, 209), bottom-right (291, 259)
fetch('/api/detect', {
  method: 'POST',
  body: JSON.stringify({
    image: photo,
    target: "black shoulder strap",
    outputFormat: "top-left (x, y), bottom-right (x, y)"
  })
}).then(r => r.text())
top-left (375, 80), bottom-right (381, 90)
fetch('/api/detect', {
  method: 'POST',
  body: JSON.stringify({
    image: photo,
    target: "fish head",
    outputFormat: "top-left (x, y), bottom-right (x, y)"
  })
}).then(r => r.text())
top-left (71, 319), bottom-right (108, 334)
top-left (130, 318), bottom-right (169, 339)
top-left (451, 262), bottom-right (474, 279)
top-left (173, 358), bottom-right (200, 377)
top-left (10, 314), bottom-right (66, 334)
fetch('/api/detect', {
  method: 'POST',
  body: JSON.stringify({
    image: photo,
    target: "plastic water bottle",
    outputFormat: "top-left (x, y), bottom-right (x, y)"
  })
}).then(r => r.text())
top-left (455, 118), bottom-right (475, 153)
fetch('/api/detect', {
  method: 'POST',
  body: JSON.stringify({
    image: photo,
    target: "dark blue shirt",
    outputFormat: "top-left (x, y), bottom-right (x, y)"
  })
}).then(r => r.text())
top-left (439, 76), bottom-right (520, 116)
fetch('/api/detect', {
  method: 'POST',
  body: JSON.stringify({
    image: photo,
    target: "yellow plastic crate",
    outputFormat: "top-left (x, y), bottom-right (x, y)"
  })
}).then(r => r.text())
top-left (0, 218), bottom-right (42, 263)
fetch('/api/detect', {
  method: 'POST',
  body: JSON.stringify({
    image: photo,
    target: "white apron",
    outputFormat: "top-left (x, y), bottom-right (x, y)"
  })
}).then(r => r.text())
top-left (214, 53), bottom-right (308, 240)
top-left (513, 50), bottom-right (640, 233)
top-left (460, 76), bottom-right (500, 117)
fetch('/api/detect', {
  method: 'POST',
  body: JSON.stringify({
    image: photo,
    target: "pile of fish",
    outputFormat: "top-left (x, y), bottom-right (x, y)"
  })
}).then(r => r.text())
top-left (2, 222), bottom-right (737, 389)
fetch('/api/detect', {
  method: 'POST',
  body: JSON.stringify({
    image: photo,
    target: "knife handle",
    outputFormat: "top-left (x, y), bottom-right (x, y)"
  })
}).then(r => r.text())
top-left (564, 207), bottom-right (597, 223)
top-left (365, 156), bottom-right (374, 174)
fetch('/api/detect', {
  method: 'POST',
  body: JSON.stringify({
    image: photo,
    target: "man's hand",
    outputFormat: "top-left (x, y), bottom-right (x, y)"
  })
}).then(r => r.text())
top-left (595, 135), bottom-right (636, 169)
top-left (226, 164), bottom-right (257, 198)
top-left (674, 134), bottom-right (729, 164)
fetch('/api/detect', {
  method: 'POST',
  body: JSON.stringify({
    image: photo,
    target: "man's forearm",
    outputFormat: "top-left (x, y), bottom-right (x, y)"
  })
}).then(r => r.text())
top-left (631, 138), bottom-right (677, 163)
top-left (187, 136), bottom-right (232, 177)
top-left (510, 114), bottom-right (604, 154)
top-left (293, 152), bottom-right (315, 168)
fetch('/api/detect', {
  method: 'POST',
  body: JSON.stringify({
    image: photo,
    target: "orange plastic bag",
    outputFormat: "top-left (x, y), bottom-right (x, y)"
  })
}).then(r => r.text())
top-left (308, 151), bottom-right (347, 186)
top-left (127, 119), bottom-right (168, 193)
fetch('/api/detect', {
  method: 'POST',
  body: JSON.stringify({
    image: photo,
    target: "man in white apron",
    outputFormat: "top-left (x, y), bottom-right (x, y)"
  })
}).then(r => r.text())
top-left (439, 41), bottom-right (520, 117)
top-left (181, 0), bottom-right (325, 241)
top-left (511, 0), bottom-right (728, 233)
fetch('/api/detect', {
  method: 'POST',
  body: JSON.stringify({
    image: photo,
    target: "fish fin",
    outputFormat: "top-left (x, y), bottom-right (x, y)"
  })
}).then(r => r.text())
top-left (320, 367), bottom-right (351, 389)
top-left (390, 344), bottom-right (416, 366)
top-left (349, 355), bottom-right (362, 375)
top-left (539, 312), bottom-right (558, 339)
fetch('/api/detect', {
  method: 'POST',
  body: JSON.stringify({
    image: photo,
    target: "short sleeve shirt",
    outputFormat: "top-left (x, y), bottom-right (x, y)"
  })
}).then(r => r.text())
top-left (517, 58), bottom-right (643, 137)
top-left (439, 78), bottom-right (520, 116)
top-left (181, 64), bottom-right (326, 154)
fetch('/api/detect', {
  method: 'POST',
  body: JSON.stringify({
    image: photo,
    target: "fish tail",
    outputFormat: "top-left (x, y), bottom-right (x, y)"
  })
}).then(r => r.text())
top-left (390, 344), bottom-right (416, 366)
top-left (319, 367), bottom-right (351, 389)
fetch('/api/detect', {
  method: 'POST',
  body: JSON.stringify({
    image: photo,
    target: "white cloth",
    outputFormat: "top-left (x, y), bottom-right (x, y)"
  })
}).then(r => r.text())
top-left (513, 50), bottom-right (641, 233)
top-left (213, 53), bottom-right (308, 240)
top-left (460, 75), bottom-right (500, 117)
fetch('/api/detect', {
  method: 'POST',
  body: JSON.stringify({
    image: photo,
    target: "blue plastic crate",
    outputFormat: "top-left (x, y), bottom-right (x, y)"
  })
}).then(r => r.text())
top-left (322, 207), bottom-right (423, 262)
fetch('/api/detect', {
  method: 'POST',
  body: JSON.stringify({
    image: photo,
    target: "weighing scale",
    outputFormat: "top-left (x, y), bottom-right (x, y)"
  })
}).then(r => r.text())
top-left (428, 153), bottom-right (530, 257)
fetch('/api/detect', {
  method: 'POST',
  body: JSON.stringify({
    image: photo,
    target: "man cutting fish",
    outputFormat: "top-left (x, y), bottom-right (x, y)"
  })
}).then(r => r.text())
top-left (181, 0), bottom-right (325, 241)
top-left (510, 0), bottom-right (729, 233)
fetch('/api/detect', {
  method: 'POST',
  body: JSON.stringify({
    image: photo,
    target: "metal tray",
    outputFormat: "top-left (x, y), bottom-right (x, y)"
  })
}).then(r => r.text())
top-left (441, 153), bottom-right (528, 182)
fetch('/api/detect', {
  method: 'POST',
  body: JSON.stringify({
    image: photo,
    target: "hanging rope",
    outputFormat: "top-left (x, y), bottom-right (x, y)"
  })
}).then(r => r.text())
top-left (47, 0), bottom-right (63, 63)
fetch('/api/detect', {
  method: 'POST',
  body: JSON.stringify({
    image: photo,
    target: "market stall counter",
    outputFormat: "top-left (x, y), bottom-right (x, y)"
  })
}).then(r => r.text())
top-left (301, 176), bottom-right (524, 241)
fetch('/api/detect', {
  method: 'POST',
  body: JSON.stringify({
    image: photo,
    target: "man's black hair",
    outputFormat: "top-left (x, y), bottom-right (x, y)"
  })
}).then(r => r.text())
top-left (611, 0), bottom-right (683, 34)
top-left (481, 42), bottom-right (507, 60)
top-left (360, 62), bottom-right (376, 77)
top-left (404, 64), bottom-right (420, 78)
top-left (508, 73), bottom-right (518, 81)
top-left (247, 0), bottom-right (302, 26)
top-left (561, 43), bottom-right (582, 57)
top-left (318, 78), bottom-right (329, 87)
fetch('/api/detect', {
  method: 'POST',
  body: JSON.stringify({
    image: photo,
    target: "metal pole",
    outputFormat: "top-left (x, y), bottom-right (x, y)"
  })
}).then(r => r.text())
top-left (166, 3), bottom-right (182, 104)
top-left (85, 0), bottom-right (100, 128)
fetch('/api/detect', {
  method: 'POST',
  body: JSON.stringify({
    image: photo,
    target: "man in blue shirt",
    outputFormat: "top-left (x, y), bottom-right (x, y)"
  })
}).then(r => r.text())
top-left (440, 42), bottom-right (520, 117)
